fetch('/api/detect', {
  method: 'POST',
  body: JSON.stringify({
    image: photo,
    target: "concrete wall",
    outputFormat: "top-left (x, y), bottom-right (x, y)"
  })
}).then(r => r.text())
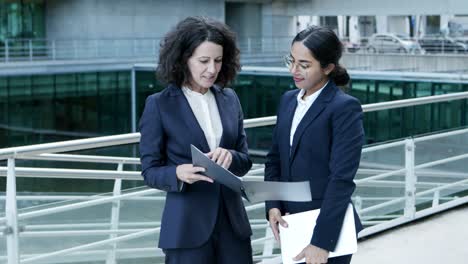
top-left (387, 16), bottom-right (410, 35)
top-left (225, 2), bottom-right (262, 38)
top-left (276, 0), bottom-right (468, 16)
top-left (342, 53), bottom-right (468, 72)
top-left (261, 1), bottom-right (296, 37)
top-left (45, 0), bottom-right (224, 39)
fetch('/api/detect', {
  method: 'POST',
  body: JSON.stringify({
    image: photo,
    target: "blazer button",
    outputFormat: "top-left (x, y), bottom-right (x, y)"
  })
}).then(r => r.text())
top-left (164, 185), bottom-right (171, 191)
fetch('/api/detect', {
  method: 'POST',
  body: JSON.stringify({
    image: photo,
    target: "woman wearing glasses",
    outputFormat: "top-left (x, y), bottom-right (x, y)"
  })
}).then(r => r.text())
top-left (264, 26), bottom-right (364, 264)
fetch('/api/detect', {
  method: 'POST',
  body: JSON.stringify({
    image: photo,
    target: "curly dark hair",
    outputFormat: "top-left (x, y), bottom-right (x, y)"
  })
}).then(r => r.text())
top-left (156, 16), bottom-right (240, 88)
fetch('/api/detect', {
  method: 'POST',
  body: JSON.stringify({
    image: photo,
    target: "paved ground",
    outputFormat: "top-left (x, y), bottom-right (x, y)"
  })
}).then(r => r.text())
top-left (352, 204), bottom-right (468, 264)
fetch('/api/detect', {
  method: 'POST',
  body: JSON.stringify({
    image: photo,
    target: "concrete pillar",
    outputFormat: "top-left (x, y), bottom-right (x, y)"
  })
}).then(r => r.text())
top-left (440, 15), bottom-right (455, 36)
top-left (337, 15), bottom-right (346, 39)
top-left (376, 15), bottom-right (388, 33)
top-left (349, 16), bottom-right (360, 43)
top-left (415, 15), bottom-right (425, 38)
top-left (404, 16), bottom-right (411, 35)
top-left (388, 16), bottom-right (410, 35)
top-left (415, 15), bottom-right (426, 38)
top-left (297, 16), bottom-right (311, 32)
top-left (311, 16), bottom-right (320, 26)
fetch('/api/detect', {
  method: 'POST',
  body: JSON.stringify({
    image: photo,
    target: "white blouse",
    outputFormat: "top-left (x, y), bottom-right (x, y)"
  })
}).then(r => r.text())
top-left (290, 81), bottom-right (328, 146)
top-left (182, 87), bottom-right (223, 151)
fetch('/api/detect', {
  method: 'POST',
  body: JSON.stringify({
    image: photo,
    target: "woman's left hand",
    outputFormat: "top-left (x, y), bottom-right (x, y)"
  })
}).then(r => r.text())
top-left (293, 244), bottom-right (329, 264)
top-left (207, 147), bottom-right (232, 169)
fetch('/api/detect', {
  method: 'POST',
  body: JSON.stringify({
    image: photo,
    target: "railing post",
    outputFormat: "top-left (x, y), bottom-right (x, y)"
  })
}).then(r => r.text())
top-left (404, 139), bottom-right (416, 218)
top-left (5, 158), bottom-right (20, 264)
top-left (354, 196), bottom-right (362, 216)
top-left (131, 67), bottom-right (136, 133)
top-left (5, 39), bottom-right (9, 62)
top-left (106, 162), bottom-right (123, 264)
top-left (262, 226), bottom-right (275, 258)
top-left (432, 190), bottom-right (440, 207)
top-left (29, 39), bottom-right (33, 61)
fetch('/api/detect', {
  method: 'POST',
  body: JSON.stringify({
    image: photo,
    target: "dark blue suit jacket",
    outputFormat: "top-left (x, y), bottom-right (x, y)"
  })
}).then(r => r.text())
top-left (265, 81), bottom-right (364, 252)
top-left (139, 84), bottom-right (252, 249)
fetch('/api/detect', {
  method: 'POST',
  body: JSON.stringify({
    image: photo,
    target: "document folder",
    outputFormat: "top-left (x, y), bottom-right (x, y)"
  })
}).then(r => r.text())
top-left (279, 204), bottom-right (357, 264)
top-left (190, 144), bottom-right (312, 203)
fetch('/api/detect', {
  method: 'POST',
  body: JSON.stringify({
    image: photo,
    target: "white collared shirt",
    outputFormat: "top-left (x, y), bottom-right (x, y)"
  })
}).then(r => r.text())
top-left (182, 87), bottom-right (223, 151)
top-left (290, 81), bottom-right (328, 146)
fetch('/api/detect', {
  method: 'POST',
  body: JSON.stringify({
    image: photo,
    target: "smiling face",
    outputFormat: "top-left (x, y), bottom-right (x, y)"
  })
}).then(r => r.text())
top-left (186, 41), bottom-right (223, 92)
top-left (289, 41), bottom-right (334, 96)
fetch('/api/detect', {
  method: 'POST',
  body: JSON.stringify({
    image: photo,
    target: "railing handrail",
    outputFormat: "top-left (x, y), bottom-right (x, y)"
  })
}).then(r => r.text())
top-left (0, 133), bottom-right (139, 160)
top-left (1, 92), bottom-right (468, 160)
top-left (238, 66), bottom-right (468, 80)
top-left (244, 91), bottom-right (468, 128)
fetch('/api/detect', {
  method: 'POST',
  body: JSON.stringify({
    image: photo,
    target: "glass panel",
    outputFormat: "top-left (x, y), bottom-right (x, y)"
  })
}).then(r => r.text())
top-left (414, 130), bottom-right (468, 210)
top-left (92, 71), bottom-right (129, 135)
top-left (15, 186), bottom-right (164, 263)
top-left (356, 144), bottom-right (407, 226)
top-left (31, 75), bottom-right (54, 131)
top-left (0, 0), bottom-right (45, 60)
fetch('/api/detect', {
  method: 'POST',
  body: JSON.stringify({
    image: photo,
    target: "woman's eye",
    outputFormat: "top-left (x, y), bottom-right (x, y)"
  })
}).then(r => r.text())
top-left (300, 64), bottom-right (310, 70)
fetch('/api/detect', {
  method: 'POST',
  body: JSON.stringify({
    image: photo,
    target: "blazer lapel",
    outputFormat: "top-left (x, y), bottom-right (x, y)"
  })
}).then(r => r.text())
top-left (289, 82), bottom-right (337, 163)
top-left (283, 93), bottom-right (298, 161)
top-left (167, 84), bottom-right (210, 152)
top-left (211, 86), bottom-right (233, 148)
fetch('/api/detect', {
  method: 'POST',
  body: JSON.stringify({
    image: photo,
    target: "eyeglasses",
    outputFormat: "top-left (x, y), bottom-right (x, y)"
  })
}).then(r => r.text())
top-left (284, 55), bottom-right (311, 71)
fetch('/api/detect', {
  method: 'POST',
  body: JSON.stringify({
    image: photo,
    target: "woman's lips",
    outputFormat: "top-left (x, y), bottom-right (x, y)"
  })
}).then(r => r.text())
top-left (293, 77), bottom-right (304, 82)
top-left (204, 76), bottom-right (216, 82)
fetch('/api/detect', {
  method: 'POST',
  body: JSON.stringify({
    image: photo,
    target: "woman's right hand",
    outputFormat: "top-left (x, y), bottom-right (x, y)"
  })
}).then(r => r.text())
top-left (268, 208), bottom-right (288, 243)
top-left (176, 164), bottom-right (213, 184)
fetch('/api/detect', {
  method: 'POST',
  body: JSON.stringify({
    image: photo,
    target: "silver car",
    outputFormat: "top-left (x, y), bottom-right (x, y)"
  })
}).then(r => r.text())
top-left (366, 33), bottom-right (423, 54)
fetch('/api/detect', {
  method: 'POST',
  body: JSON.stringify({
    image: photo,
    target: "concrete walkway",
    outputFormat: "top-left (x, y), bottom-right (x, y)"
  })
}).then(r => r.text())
top-left (352, 204), bottom-right (468, 264)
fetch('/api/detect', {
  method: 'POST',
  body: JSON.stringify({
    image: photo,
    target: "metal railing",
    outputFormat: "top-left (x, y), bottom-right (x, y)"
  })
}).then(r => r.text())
top-left (0, 93), bottom-right (468, 263)
top-left (1, 36), bottom-right (468, 64)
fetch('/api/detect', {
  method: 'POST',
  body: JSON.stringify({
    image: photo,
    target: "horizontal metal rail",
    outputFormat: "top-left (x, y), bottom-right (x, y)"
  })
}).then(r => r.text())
top-left (20, 228), bottom-right (161, 264)
top-left (244, 91), bottom-right (468, 128)
top-left (1, 92), bottom-right (467, 160)
top-left (0, 188), bottom-right (160, 225)
top-left (0, 133), bottom-right (139, 160)
top-left (20, 153), bottom-right (140, 164)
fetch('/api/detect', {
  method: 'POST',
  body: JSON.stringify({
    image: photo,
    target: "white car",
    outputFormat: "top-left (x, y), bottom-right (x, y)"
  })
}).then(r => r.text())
top-left (366, 33), bottom-right (424, 54)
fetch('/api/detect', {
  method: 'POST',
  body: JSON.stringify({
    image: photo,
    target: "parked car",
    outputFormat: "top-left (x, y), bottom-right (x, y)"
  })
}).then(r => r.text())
top-left (418, 35), bottom-right (467, 54)
top-left (342, 40), bottom-right (361, 53)
top-left (366, 33), bottom-right (423, 54)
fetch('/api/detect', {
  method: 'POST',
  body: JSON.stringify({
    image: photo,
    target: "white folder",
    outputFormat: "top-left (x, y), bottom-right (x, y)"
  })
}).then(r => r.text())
top-left (279, 204), bottom-right (357, 264)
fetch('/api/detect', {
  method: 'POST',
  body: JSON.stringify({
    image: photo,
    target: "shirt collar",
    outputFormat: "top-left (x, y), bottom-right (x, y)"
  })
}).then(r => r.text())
top-left (296, 81), bottom-right (329, 105)
top-left (182, 86), bottom-right (212, 97)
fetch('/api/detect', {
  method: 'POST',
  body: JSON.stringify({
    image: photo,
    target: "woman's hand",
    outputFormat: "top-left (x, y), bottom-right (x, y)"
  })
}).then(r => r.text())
top-left (207, 147), bottom-right (233, 169)
top-left (268, 208), bottom-right (288, 243)
top-left (293, 244), bottom-right (329, 264)
top-left (176, 164), bottom-right (213, 184)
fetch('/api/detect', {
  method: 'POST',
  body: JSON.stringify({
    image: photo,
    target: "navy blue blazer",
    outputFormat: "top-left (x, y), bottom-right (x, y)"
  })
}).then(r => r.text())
top-left (139, 84), bottom-right (252, 249)
top-left (265, 81), bottom-right (364, 252)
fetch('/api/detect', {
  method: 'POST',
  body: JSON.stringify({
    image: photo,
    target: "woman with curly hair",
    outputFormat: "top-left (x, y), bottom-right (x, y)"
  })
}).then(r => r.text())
top-left (139, 16), bottom-right (253, 264)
